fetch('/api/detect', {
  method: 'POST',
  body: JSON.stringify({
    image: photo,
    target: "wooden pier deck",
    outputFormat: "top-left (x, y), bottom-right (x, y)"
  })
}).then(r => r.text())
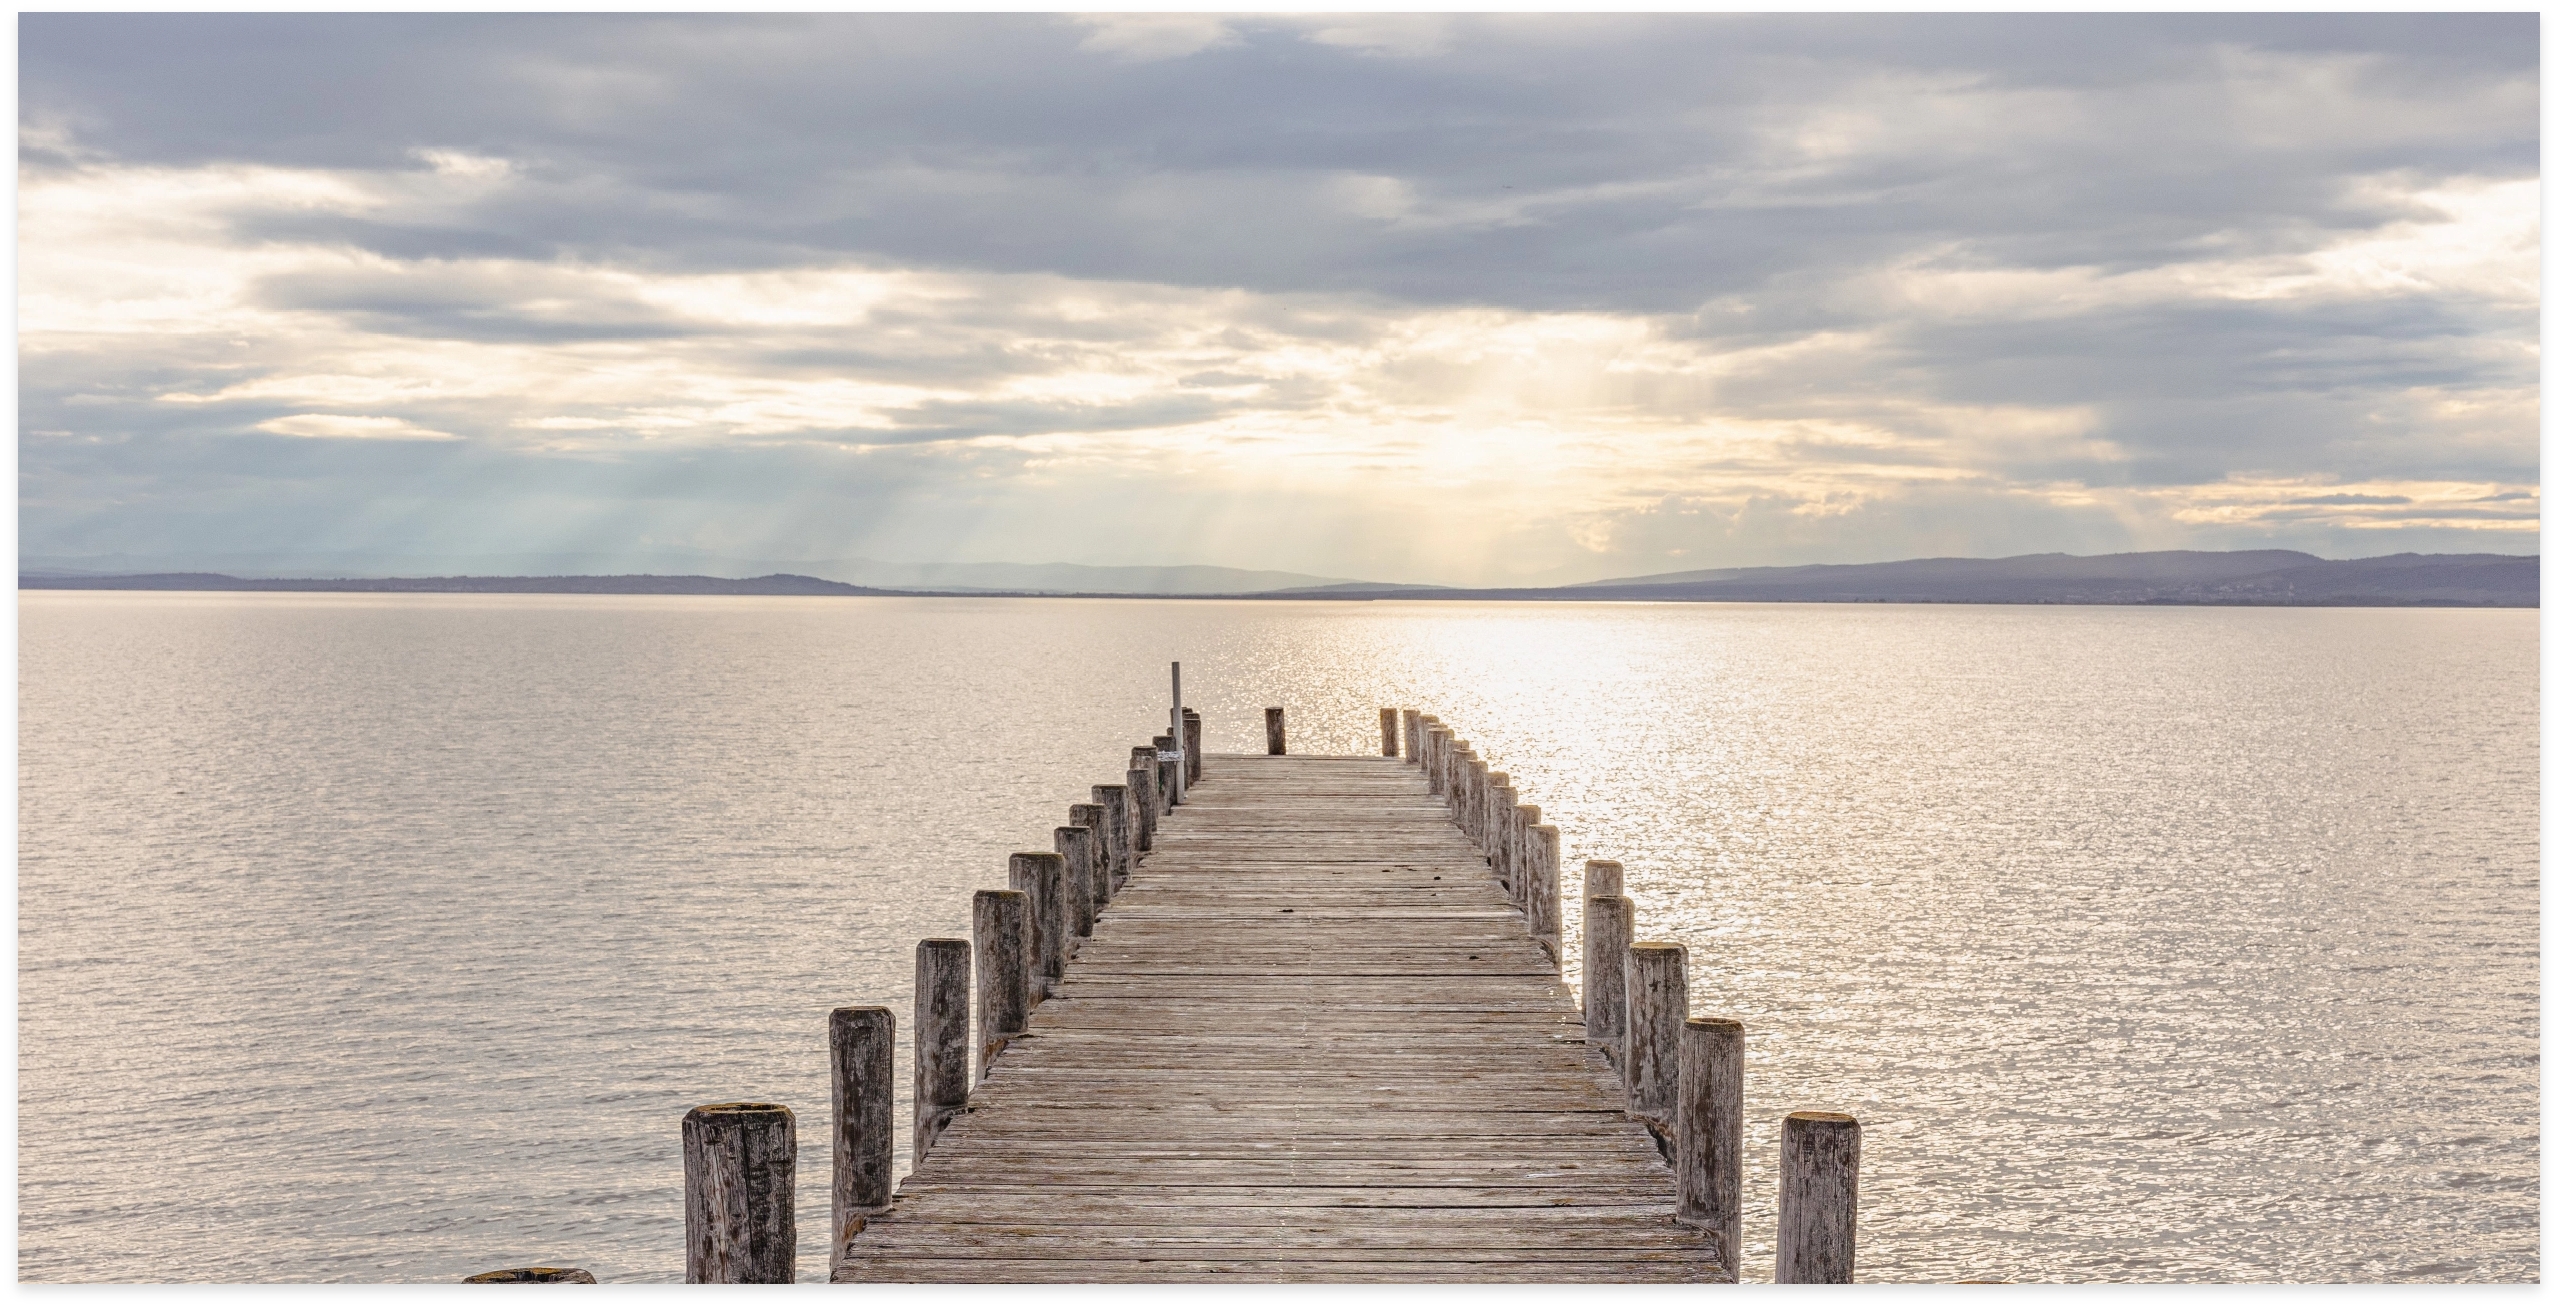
top-left (835, 752), bottom-right (1724, 1283)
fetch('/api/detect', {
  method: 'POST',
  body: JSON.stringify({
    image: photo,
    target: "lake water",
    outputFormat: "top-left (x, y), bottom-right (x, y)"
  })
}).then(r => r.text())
top-left (16, 593), bottom-right (2539, 1282)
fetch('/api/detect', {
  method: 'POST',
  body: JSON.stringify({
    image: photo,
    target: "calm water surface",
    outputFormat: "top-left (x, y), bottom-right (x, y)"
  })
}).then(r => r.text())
top-left (17, 594), bottom-right (2538, 1282)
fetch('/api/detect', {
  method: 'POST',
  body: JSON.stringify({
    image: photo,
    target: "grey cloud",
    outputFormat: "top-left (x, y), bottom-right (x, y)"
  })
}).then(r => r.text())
top-left (18, 14), bottom-right (2537, 578)
top-left (26, 15), bottom-right (2532, 303)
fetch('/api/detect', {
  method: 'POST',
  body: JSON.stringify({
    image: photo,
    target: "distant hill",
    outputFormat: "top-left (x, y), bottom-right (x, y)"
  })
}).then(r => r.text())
top-left (20, 551), bottom-right (2538, 606)
top-left (1256, 551), bottom-right (2537, 607)
top-left (17, 552), bottom-right (1364, 595)
top-left (1583, 549), bottom-right (2324, 590)
top-left (15, 572), bottom-right (907, 596)
top-left (823, 560), bottom-right (1362, 594)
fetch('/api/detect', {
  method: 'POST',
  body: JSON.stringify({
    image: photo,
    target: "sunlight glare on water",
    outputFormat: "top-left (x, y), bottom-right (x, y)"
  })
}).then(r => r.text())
top-left (17, 594), bottom-right (2538, 1282)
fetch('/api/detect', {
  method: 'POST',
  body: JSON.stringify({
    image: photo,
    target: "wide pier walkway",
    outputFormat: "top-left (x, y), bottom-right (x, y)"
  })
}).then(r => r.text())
top-left (836, 753), bottom-right (1723, 1282)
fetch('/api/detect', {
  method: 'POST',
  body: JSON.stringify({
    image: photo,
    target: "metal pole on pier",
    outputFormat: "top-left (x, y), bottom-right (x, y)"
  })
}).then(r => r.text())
top-left (1167, 662), bottom-right (1187, 805)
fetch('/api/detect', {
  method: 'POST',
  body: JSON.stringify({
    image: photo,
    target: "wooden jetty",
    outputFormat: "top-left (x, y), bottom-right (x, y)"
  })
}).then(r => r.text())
top-left (838, 750), bottom-right (1711, 1283)
top-left (472, 686), bottom-right (1862, 1285)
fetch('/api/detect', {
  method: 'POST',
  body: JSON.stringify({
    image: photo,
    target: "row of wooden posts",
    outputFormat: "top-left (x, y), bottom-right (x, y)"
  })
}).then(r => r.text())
top-left (470, 696), bottom-right (1859, 1284)
top-left (1389, 706), bottom-right (1861, 1285)
top-left (468, 704), bottom-right (1199, 1286)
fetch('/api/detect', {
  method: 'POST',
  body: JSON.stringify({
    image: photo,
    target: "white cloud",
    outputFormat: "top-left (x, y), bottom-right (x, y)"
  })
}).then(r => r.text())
top-left (1285, 15), bottom-right (1454, 58)
top-left (1070, 14), bottom-right (1236, 62)
top-left (255, 414), bottom-right (461, 441)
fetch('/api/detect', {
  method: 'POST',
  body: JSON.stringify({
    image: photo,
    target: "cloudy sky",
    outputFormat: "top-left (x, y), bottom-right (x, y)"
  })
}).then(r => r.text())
top-left (19, 13), bottom-right (2539, 585)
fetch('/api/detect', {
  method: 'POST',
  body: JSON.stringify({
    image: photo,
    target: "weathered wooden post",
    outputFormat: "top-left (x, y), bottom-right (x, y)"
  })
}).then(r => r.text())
top-left (1183, 708), bottom-right (1202, 784)
top-left (1380, 707), bottom-right (1399, 757)
top-left (1264, 707), bottom-right (1287, 755)
top-left (828, 1005), bottom-right (893, 1271)
top-left (1449, 742), bottom-right (1469, 823)
top-left (911, 938), bottom-right (969, 1167)
top-left (1514, 801), bottom-right (1540, 893)
top-left (1455, 746), bottom-right (1476, 835)
top-left (1463, 754), bottom-right (1487, 843)
top-left (682, 1102), bottom-right (796, 1283)
top-left (1091, 784), bottom-right (1133, 892)
top-left (1487, 775), bottom-right (1514, 886)
top-left (1584, 894), bottom-right (1633, 1070)
top-left (1010, 851), bottom-right (1067, 999)
top-left (1126, 761), bottom-right (1158, 854)
top-left (972, 889), bottom-right (1030, 1080)
top-left (1068, 803), bottom-right (1112, 908)
top-left (1458, 752), bottom-right (1480, 840)
top-left (1054, 826), bottom-right (1097, 947)
top-left (1778, 1111), bottom-right (1861, 1283)
top-left (1585, 858), bottom-right (1624, 899)
top-left (1474, 762), bottom-right (1494, 847)
top-left (1153, 734), bottom-right (1179, 807)
top-left (1530, 823), bottom-right (1562, 963)
top-left (1451, 747), bottom-right (1470, 831)
top-left (1425, 725), bottom-right (1449, 795)
top-left (463, 1267), bottom-right (597, 1283)
top-left (1402, 709), bottom-right (1422, 766)
top-left (1676, 1016), bottom-right (1745, 1278)
top-left (1130, 746), bottom-right (1166, 819)
top-left (1625, 940), bottom-right (1689, 1151)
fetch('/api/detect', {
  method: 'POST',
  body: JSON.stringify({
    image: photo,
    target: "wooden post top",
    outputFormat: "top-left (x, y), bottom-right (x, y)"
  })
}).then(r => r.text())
top-left (462, 1267), bottom-right (596, 1283)
top-left (686, 1102), bottom-right (791, 1124)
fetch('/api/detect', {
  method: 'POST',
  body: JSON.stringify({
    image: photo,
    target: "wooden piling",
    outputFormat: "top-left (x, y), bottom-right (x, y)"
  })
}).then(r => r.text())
top-left (1152, 735), bottom-right (1179, 807)
top-left (1516, 799), bottom-right (1539, 851)
top-left (1423, 725), bottom-right (1447, 794)
top-left (1452, 742), bottom-right (1473, 824)
top-left (1054, 825), bottom-right (1097, 945)
top-left (827, 1005), bottom-right (894, 1270)
top-left (971, 889), bottom-right (1030, 1080)
top-left (1401, 709), bottom-right (1422, 766)
top-left (1583, 895), bottom-right (1633, 1070)
top-left (1778, 1111), bottom-right (1861, 1284)
top-left (1487, 775), bottom-right (1515, 888)
top-left (1676, 1016), bottom-right (1745, 1278)
top-left (911, 939), bottom-right (969, 1168)
top-left (1380, 707), bottom-right (1400, 757)
top-left (1068, 803), bottom-right (1112, 908)
top-left (1264, 707), bottom-right (1287, 755)
top-left (1586, 858), bottom-right (1624, 899)
top-left (1530, 823), bottom-right (1562, 961)
top-left (1090, 785), bottom-right (1133, 892)
top-left (1126, 762), bottom-right (1158, 854)
top-left (1009, 852), bottom-right (1067, 999)
top-left (1462, 754), bottom-right (1486, 843)
top-left (462, 1267), bottom-right (597, 1283)
top-left (1131, 746), bottom-right (1166, 819)
top-left (1448, 742), bottom-right (1469, 821)
top-left (1625, 940), bottom-right (1690, 1151)
top-left (1182, 708), bottom-right (1202, 784)
top-left (1510, 797), bottom-right (1536, 904)
top-left (681, 1102), bottom-right (796, 1284)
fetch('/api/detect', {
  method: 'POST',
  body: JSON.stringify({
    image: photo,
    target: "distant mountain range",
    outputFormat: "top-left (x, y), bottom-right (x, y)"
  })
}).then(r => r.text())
top-left (16, 551), bottom-right (1358, 596)
top-left (17, 572), bottom-right (904, 597)
top-left (18, 549), bottom-right (2538, 606)
top-left (1253, 550), bottom-right (2537, 607)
